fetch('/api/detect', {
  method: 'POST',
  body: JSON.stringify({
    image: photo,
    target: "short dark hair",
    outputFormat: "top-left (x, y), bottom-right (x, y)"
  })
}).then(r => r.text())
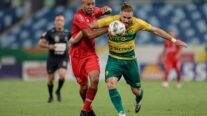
top-left (121, 2), bottom-right (133, 12)
top-left (55, 14), bottom-right (64, 18)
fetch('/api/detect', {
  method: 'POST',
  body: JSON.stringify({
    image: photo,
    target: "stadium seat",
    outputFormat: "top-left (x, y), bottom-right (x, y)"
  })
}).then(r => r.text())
top-left (0, 7), bottom-right (23, 33)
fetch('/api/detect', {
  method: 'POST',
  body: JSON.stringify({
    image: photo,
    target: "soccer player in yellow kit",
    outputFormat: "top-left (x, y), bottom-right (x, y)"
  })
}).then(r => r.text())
top-left (71, 3), bottom-right (187, 116)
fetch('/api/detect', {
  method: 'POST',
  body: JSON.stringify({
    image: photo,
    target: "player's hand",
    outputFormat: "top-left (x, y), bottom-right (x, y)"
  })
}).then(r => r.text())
top-left (48, 44), bottom-right (56, 50)
top-left (174, 40), bottom-right (188, 48)
top-left (101, 6), bottom-right (112, 15)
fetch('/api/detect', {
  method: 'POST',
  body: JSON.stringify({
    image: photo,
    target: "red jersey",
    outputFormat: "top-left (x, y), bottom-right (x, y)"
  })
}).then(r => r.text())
top-left (164, 37), bottom-right (181, 61)
top-left (70, 8), bottom-right (103, 58)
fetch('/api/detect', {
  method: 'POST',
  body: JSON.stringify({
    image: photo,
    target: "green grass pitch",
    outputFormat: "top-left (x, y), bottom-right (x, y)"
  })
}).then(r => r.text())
top-left (0, 80), bottom-right (207, 116)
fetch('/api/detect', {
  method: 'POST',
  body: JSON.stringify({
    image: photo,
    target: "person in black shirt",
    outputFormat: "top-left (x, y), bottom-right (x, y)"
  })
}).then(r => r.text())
top-left (39, 15), bottom-right (71, 103)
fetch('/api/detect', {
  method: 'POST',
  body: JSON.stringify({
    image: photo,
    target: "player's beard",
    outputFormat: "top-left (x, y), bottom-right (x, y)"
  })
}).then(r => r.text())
top-left (86, 10), bottom-right (93, 15)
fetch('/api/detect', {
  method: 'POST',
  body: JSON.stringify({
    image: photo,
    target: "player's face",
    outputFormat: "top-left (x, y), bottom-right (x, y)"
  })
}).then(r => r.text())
top-left (82, 0), bottom-right (95, 15)
top-left (55, 16), bottom-right (64, 30)
top-left (120, 11), bottom-right (133, 27)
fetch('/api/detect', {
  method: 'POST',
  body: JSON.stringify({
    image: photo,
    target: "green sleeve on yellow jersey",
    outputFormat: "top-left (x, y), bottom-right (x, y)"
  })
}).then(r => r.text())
top-left (98, 15), bottom-right (120, 28)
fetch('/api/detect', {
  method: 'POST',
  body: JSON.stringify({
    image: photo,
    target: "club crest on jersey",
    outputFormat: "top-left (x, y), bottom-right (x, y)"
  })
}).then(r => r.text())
top-left (105, 70), bottom-right (109, 76)
top-left (54, 36), bottom-right (60, 42)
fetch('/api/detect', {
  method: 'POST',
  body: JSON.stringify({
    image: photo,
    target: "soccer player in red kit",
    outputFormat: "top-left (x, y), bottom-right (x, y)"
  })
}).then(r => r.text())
top-left (162, 30), bottom-right (182, 88)
top-left (69, 0), bottom-right (112, 115)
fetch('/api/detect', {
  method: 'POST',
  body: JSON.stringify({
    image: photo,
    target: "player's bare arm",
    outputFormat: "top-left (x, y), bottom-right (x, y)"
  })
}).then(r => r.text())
top-left (82, 27), bottom-right (108, 39)
top-left (70, 31), bottom-right (84, 44)
top-left (149, 27), bottom-right (188, 47)
top-left (38, 39), bottom-right (55, 50)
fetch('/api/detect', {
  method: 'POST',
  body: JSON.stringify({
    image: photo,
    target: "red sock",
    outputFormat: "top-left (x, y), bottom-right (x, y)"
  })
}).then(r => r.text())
top-left (176, 69), bottom-right (181, 83)
top-left (164, 71), bottom-right (169, 82)
top-left (80, 89), bottom-right (87, 102)
top-left (82, 87), bottom-right (97, 112)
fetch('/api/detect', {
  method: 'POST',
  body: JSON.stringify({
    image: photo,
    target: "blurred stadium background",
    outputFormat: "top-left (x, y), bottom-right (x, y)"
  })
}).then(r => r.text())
top-left (0, 0), bottom-right (206, 81)
top-left (0, 0), bottom-right (207, 116)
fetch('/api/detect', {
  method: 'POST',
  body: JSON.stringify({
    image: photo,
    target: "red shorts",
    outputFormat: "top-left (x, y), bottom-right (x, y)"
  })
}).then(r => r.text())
top-left (70, 55), bottom-right (100, 86)
top-left (164, 60), bottom-right (180, 71)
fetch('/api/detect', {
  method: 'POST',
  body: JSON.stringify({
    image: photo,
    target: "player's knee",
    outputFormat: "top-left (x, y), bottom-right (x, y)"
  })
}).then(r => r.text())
top-left (90, 77), bottom-right (99, 88)
top-left (59, 74), bottom-right (66, 80)
top-left (89, 72), bottom-right (100, 84)
top-left (80, 84), bottom-right (88, 92)
top-left (48, 79), bottom-right (54, 85)
top-left (132, 88), bottom-right (141, 95)
top-left (106, 81), bottom-right (117, 89)
top-left (59, 68), bottom-right (66, 79)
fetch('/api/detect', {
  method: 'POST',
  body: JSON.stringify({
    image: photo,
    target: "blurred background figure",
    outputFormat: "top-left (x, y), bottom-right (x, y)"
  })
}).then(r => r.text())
top-left (39, 15), bottom-right (71, 103)
top-left (161, 29), bottom-right (182, 88)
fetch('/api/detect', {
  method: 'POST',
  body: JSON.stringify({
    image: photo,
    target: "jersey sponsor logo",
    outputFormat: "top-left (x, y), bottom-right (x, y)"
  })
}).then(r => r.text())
top-left (109, 31), bottom-right (135, 42)
top-left (54, 43), bottom-right (66, 55)
top-left (109, 36), bottom-right (128, 41)
top-left (108, 40), bottom-right (135, 53)
top-left (109, 45), bottom-right (134, 53)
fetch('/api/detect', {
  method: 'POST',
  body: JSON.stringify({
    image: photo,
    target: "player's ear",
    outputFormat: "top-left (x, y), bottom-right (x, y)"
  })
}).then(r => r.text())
top-left (119, 11), bottom-right (123, 17)
top-left (119, 11), bottom-right (122, 15)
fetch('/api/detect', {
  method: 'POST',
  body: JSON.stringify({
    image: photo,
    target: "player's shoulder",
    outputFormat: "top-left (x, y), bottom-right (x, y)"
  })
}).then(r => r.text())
top-left (48, 28), bottom-right (56, 33)
top-left (132, 17), bottom-right (143, 22)
top-left (113, 15), bottom-right (120, 20)
top-left (132, 17), bottom-right (151, 26)
top-left (94, 7), bottom-right (101, 11)
top-left (74, 9), bottom-right (85, 22)
top-left (74, 9), bottom-right (84, 16)
top-left (41, 28), bottom-right (55, 37)
top-left (103, 15), bottom-right (119, 20)
top-left (64, 29), bottom-right (69, 33)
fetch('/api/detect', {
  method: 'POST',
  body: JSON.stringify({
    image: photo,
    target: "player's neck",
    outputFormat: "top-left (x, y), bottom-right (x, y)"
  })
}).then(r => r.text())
top-left (56, 27), bottom-right (64, 31)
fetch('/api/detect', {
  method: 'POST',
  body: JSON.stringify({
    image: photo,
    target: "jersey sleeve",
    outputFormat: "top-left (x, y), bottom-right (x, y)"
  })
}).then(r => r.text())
top-left (67, 32), bottom-right (71, 40)
top-left (134, 18), bottom-right (152, 31)
top-left (73, 13), bottom-right (89, 30)
top-left (94, 7), bottom-right (103, 18)
top-left (97, 16), bottom-right (115, 28)
top-left (40, 31), bottom-right (50, 41)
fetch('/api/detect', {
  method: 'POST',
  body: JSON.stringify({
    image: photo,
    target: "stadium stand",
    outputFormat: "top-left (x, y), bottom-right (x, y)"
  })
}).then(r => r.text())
top-left (0, 2), bottom-right (207, 48)
top-left (0, 7), bottom-right (23, 33)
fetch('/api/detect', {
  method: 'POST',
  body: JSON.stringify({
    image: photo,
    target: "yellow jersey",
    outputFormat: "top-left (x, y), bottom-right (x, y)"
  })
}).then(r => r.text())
top-left (98, 15), bottom-right (152, 60)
